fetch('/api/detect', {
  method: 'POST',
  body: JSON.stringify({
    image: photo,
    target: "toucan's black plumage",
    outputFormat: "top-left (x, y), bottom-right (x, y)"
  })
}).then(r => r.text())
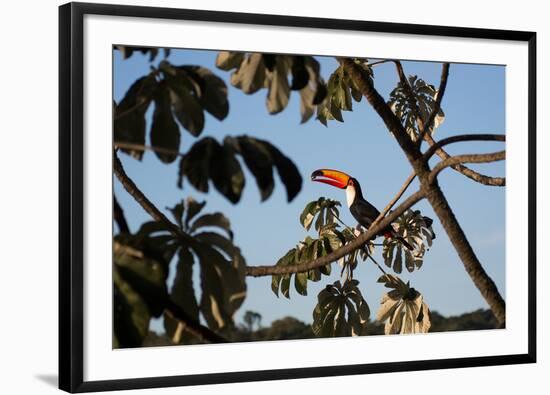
top-left (311, 169), bottom-right (414, 251)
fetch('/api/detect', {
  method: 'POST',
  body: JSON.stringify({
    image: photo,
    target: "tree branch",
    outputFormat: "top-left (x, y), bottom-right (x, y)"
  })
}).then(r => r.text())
top-left (340, 58), bottom-right (422, 163)
top-left (343, 57), bottom-right (506, 324)
top-left (245, 190), bottom-right (425, 277)
top-left (424, 132), bottom-right (506, 186)
top-left (429, 150), bottom-right (506, 183)
top-left (113, 152), bottom-right (194, 244)
top-left (423, 134), bottom-right (506, 161)
top-left (370, 172), bottom-right (416, 230)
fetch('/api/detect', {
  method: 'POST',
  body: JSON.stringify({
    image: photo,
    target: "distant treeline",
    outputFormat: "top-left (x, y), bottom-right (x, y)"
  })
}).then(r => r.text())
top-left (143, 308), bottom-right (498, 347)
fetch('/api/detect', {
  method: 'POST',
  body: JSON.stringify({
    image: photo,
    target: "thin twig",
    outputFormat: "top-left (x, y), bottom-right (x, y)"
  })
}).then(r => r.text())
top-left (428, 150), bottom-right (506, 184)
top-left (369, 172), bottom-right (416, 231)
top-left (424, 132), bottom-right (506, 186)
top-left (113, 152), bottom-right (194, 244)
top-left (115, 141), bottom-right (185, 159)
top-left (423, 134), bottom-right (505, 161)
top-left (368, 59), bottom-right (394, 67)
top-left (367, 254), bottom-right (387, 275)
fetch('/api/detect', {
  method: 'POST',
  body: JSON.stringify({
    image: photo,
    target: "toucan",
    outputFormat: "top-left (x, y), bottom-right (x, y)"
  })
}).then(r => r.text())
top-left (311, 169), bottom-right (414, 251)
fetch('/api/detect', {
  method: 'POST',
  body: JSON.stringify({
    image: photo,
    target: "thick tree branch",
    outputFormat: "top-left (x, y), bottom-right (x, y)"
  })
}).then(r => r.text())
top-left (343, 57), bottom-right (506, 324)
top-left (340, 58), bottom-right (422, 163)
top-left (245, 190), bottom-right (425, 277)
top-left (429, 151), bottom-right (506, 183)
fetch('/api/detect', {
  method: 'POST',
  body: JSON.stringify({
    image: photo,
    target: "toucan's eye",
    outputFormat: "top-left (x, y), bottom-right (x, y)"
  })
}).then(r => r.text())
top-left (348, 180), bottom-right (353, 186)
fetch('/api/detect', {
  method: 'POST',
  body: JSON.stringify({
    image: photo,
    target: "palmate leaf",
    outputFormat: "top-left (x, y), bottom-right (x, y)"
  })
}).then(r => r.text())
top-left (382, 209), bottom-right (435, 273)
top-left (270, 236), bottom-right (333, 298)
top-left (178, 135), bottom-right (302, 204)
top-left (115, 59), bottom-right (229, 163)
top-left (299, 197), bottom-right (341, 231)
top-left (134, 199), bottom-right (246, 339)
top-left (312, 280), bottom-right (370, 337)
top-left (376, 274), bottom-right (431, 335)
top-left (215, 51), bottom-right (327, 122)
top-left (387, 74), bottom-right (445, 141)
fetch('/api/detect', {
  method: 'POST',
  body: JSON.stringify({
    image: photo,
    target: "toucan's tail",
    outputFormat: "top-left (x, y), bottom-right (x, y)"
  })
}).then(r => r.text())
top-left (395, 235), bottom-right (414, 251)
top-left (384, 230), bottom-right (414, 251)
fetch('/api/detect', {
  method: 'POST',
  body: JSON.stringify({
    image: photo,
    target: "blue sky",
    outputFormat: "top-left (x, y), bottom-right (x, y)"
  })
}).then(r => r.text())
top-left (113, 48), bottom-right (505, 330)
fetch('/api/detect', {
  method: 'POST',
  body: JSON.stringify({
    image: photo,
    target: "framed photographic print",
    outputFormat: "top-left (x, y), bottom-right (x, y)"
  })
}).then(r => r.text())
top-left (59, 2), bottom-right (537, 392)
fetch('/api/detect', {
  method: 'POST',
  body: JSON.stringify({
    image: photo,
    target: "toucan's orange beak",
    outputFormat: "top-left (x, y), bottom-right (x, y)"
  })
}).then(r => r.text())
top-left (311, 169), bottom-right (350, 189)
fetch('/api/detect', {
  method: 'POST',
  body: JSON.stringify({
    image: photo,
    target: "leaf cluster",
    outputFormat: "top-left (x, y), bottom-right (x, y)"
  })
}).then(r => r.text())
top-left (388, 75), bottom-right (445, 140)
top-left (177, 135), bottom-right (302, 204)
top-left (316, 61), bottom-right (370, 126)
top-left (312, 280), bottom-right (370, 337)
top-left (216, 52), bottom-right (327, 122)
top-left (114, 60), bottom-right (229, 162)
top-left (376, 274), bottom-right (431, 335)
top-left (382, 209), bottom-right (435, 273)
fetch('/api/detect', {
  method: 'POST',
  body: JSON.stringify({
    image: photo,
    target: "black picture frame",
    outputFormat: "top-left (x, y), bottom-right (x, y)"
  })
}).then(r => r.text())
top-left (59, 2), bottom-right (537, 392)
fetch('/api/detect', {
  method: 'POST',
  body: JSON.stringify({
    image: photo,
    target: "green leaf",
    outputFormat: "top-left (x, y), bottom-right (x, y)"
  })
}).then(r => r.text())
top-left (382, 209), bottom-right (435, 273)
top-left (280, 274), bottom-right (291, 299)
top-left (294, 271), bottom-right (308, 296)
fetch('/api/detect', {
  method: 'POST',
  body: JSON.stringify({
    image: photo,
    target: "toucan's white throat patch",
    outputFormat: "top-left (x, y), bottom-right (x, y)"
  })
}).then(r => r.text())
top-left (346, 186), bottom-right (356, 208)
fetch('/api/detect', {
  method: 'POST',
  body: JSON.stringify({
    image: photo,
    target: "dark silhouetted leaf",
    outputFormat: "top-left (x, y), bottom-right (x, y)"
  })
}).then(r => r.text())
top-left (114, 75), bottom-right (157, 159)
top-left (179, 66), bottom-right (229, 121)
top-left (167, 75), bottom-right (205, 136)
top-left (151, 86), bottom-right (181, 163)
